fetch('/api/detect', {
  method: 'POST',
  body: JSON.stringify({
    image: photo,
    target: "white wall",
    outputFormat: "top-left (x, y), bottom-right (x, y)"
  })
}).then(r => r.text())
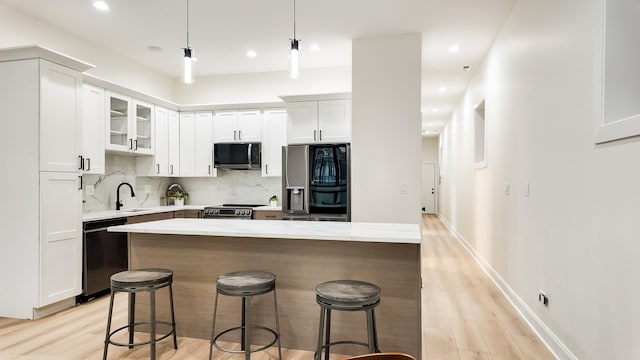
top-left (422, 137), bottom-right (439, 162)
top-left (351, 33), bottom-right (422, 224)
top-left (0, 4), bottom-right (173, 100)
top-left (439, 0), bottom-right (640, 358)
top-left (173, 67), bottom-right (351, 105)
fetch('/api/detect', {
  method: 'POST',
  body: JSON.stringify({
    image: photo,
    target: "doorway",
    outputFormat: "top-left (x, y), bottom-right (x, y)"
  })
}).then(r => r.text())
top-left (421, 162), bottom-right (436, 214)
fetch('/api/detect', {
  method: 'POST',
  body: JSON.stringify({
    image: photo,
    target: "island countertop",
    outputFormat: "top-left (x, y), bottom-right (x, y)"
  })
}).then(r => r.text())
top-left (108, 218), bottom-right (421, 244)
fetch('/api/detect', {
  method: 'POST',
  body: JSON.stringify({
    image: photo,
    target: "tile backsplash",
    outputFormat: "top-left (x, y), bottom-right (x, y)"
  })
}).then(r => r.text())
top-left (82, 154), bottom-right (281, 213)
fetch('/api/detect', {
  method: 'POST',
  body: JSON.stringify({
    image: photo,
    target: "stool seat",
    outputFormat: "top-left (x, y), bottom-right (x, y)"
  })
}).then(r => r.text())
top-left (316, 280), bottom-right (380, 308)
top-left (216, 270), bottom-right (276, 296)
top-left (111, 269), bottom-right (173, 288)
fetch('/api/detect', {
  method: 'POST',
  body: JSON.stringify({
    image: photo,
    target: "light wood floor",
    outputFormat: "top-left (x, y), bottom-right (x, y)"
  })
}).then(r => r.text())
top-left (0, 215), bottom-right (554, 359)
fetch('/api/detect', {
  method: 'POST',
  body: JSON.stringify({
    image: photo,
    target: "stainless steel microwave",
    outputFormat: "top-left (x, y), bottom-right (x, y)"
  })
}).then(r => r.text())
top-left (214, 142), bottom-right (261, 170)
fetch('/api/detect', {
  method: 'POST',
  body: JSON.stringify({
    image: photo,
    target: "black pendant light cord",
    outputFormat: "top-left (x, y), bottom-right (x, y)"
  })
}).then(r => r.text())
top-left (186, 0), bottom-right (190, 49)
top-left (293, 0), bottom-right (296, 39)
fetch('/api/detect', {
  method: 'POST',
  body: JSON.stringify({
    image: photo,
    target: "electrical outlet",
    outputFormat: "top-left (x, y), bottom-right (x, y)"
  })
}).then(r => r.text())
top-left (504, 182), bottom-right (510, 195)
top-left (538, 291), bottom-right (549, 306)
top-left (525, 182), bottom-right (530, 197)
top-left (85, 185), bottom-right (95, 196)
top-left (400, 183), bottom-right (408, 194)
top-left (144, 185), bottom-right (152, 194)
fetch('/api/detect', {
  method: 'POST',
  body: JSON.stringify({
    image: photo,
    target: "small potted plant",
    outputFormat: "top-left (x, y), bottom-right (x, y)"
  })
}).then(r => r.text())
top-left (172, 189), bottom-right (189, 206)
top-left (269, 195), bottom-right (278, 207)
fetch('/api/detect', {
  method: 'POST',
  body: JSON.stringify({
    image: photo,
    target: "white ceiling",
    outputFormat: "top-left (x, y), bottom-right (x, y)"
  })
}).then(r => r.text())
top-left (3, 0), bottom-right (516, 136)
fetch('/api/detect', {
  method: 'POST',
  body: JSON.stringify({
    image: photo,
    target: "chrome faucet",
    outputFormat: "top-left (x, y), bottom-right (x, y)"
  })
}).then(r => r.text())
top-left (116, 182), bottom-right (136, 211)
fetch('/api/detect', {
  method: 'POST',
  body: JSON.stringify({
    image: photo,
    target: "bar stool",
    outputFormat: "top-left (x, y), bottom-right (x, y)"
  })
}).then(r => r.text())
top-left (315, 280), bottom-right (382, 360)
top-left (103, 268), bottom-right (177, 360)
top-left (209, 270), bottom-right (282, 360)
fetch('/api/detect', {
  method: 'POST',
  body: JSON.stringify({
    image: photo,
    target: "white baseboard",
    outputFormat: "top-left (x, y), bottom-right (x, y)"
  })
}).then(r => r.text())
top-left (436, 213), bottom-right (578, 360)
top-left (32, 297), bottom-right (76, 319)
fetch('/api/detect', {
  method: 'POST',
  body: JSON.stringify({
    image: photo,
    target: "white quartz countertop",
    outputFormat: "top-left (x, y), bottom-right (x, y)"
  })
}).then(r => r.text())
top-left (82, 205), bottom-right (205, 222)
top-left (253, 205), bottom-right (282, 211)
top-left (108, 218), bottom-right (421, 244)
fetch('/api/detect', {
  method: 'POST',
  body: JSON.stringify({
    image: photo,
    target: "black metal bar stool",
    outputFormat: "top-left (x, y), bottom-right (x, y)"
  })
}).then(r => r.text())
top-left (315, 280), bottom-right (382, 360)
top-left (209, 270), bottom-right (282, 360)
top-left (103, 268), bottom-right (177, 360)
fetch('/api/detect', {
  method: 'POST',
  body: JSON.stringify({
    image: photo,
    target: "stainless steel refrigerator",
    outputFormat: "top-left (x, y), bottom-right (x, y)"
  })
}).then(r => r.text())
top-left (282, 143), bottom-right (351, 221)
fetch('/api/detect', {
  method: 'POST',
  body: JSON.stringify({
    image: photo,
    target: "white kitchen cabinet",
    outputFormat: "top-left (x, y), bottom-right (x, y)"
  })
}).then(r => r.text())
top-left (0, 47), bottom-right (90, 319)
top-left (286, 99), bottom-right (351, 144)
top-left (106, 91), bottom-right (154, 155)
top-left (262, 109), bottom-right (287, 177)
top-left (40, 60), bottom-right (83, 172)
top-left (213, 109), bottom-right (261, 142)
top-left (195, 112), bottom-right (215, 176)
top-left (82, 84), bottom-right (105, 174)
top-left (179, 112), bottom-right (216, 177)
top-left (137, 106), bottom-right (169, 176)
top-left (39, 172), bottom-right (82, 306)
top-left (168, 110), bottom-right (180, 176)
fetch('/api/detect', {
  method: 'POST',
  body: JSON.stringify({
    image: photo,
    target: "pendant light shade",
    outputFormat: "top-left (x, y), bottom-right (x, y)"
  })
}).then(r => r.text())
top-left (289, 0), bottom-right (300, 79)
top-left (182, 0), bottom-right (194, 84)
top-left (183, 47), bottom-right (194, 84)
top-left (289, 39), bottom-right (299, 79)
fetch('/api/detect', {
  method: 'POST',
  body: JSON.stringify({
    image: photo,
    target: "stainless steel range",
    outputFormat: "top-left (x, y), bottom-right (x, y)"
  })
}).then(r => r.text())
top-left (203, 204), bottom-right (266, 219)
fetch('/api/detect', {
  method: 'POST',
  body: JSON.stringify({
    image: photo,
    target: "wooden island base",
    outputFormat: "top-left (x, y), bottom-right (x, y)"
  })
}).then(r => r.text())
top-left (128, 233), bottom-right (421, 357)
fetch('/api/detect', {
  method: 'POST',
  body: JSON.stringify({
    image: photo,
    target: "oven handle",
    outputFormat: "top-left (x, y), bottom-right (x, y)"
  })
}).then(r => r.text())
top-left (248, 143), bottom-right (253, 166)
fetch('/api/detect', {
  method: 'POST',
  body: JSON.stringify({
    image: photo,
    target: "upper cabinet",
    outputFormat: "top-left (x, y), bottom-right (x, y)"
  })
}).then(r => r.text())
top-left (106, 91), bottom-right (154, 155)
top-left (40, 60), bottom-right (83, 172)
top-left (167, 110), bottom-right (180, 177)
top-left (262, 109), bottom-right (287, 177)
top-left (286, 98), bottom-right (351, 144)
top-left (213, 109), bottom-right (262, 143)
top-left (81, 84), bottom-right (105, 174)
top-left (179, 111), bottom-right (216, 177)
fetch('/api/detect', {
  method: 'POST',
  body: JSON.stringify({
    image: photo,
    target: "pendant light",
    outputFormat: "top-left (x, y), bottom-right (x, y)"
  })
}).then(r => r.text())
top-left (289, 0), bottom-right (300, 79)
top-left (182, 0), bottom-right (194, 84)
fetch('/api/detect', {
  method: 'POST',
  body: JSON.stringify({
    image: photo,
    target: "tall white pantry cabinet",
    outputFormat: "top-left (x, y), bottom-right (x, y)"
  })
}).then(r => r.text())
top-left (0, 47), bottom-right (92, 319)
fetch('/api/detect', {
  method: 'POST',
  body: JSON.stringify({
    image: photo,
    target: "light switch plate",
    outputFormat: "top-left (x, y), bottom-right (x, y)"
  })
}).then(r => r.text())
top-left (144, 185), bottom-right (152, 194)
top-left (85, 184), bottom-right (95, 196)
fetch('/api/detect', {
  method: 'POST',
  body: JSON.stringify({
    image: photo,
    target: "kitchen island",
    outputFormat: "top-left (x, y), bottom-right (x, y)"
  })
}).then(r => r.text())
top-left (109, 219), bottom-right (421, 357)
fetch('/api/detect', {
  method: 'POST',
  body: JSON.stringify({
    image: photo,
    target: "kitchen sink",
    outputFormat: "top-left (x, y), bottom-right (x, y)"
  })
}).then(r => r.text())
top-left (120, 208), bottom-right (153, 213)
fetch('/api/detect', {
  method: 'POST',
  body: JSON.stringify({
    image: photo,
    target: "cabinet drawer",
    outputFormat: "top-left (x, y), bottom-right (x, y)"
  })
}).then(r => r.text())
top-left (174, 210), bottom-right (202, 218)
top-left (127, 212), bottom-right (174, 224)
top-left (253, 210), bottom-right (283, 220)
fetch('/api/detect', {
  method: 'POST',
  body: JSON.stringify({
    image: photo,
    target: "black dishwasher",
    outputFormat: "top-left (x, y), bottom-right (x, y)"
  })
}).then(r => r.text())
top-left (77, 217), bottom-right (128, 303)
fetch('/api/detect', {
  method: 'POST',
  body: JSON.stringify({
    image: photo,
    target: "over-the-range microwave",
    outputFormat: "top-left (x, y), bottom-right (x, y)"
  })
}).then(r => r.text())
top-left (214, 142), bottom-right (261, 170)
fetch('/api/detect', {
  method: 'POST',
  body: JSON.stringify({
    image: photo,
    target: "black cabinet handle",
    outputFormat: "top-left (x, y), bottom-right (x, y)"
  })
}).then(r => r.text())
top-left (208, 165), bottom-right (212, 175)
top-left (156, 164), bottom-right (160, 174)
top-left (266, 164), bottom-right (268, 175)
top-left (314, 130), bottom-right (317, 141)
top-left (238, 130), bottom-right (242, 140)
top-left (320, 130), bottom-right (323, 141)
top-left (129, 139), bottom-right (133, 150)
top-left (170, 165), bottom-right (174, 175)
top-left (85, 158), bottom-right (91, 171)
top-left (78, 155), bottom-right (84, 170)
top-left (234, 130), bottom-right (237, 140)
top-left (78, 175), bottom-right (83, 190)
top-left (134, 139), bottom-right (138, 150)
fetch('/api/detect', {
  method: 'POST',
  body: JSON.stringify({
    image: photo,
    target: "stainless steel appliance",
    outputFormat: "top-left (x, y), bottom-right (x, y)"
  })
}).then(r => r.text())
top-left (282, 143), bottom-right (350, 221)
top-left (214, 142), bottom-right (261, 170)
top-left (78, 217), bottom-right (128, 303)
top-left (203, 204), bottom-right (266, 219)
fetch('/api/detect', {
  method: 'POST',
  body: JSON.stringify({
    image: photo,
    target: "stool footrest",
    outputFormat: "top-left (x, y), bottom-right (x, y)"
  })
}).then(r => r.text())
top-left (106, 321), bottom-right (176, 348)
top-left (212, 325), bottom-right (279, 354)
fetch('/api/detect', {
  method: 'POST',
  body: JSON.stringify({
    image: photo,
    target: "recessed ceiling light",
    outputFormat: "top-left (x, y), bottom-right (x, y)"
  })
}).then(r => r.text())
top-left (432, 108), bottom-right (439, 112)
top-left (448, 44), bottom-right (459, 52)
top-left (438, 87), bottom-right (447, 93)
top-left (310, 44), bottom-right (320, 52)
top-left (428, 123), bottom-right (434, 126)
top-left (246, 50), bottom-right (257, 58)
top-left (93, 1), bottom-right (109, 11)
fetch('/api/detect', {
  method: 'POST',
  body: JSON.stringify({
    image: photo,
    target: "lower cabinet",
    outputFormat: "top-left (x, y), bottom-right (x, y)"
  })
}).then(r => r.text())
top-left (39, 172), bottom-right (82, 307)
top-left (174, 210), bottom-right (203, 218)
top-left (127, 211), bottom-right (174, 224)
top-left (253, 209), bottom-right (283, 220)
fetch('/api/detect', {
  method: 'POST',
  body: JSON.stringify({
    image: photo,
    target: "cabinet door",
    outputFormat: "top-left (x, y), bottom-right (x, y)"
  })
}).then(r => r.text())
top-left (287, 101), bottom-right (318, 144)
top-left (214, 110), bottom-right (238, 142)
top-left (39, 60), bottom-right (82, 172)
top-left (168, 110), bottom-right (180, 176)
top-left (106, 91), bottom-right (132, 152)
top-left (39, 172), bottom-right (82, 306)
top-left (238, 109), bottom-right (262, 142)
top-left (195, 112), bottom-right (216, 177)
top-left (133, 99), bottom-right (154, 155)
top-left (262, 109), bottom-right (287, 177)
top-left (318, 99), bottom-right (351, 143)
top-left (179, 112), bottom-right (195, 176)
top-left (154, 106), bottom-right (169, 176)
top-left (81, 84), bottom-right (105, 174)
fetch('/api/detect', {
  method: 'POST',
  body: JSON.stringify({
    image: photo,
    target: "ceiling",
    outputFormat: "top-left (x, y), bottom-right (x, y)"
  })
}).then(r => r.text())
top-left (3, 0), bottom-right (516, 137)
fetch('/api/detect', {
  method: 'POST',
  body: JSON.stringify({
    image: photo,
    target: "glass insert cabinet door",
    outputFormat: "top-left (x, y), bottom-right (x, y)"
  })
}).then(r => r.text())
top-left (108, 93), bottom-right (129, 149)
top-left (106, 91), bottom-right (153, 154)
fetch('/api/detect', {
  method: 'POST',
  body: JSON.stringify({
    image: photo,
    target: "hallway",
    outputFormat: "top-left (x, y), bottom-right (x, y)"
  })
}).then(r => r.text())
top-left (421, 215), bottom-right (554, 359)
